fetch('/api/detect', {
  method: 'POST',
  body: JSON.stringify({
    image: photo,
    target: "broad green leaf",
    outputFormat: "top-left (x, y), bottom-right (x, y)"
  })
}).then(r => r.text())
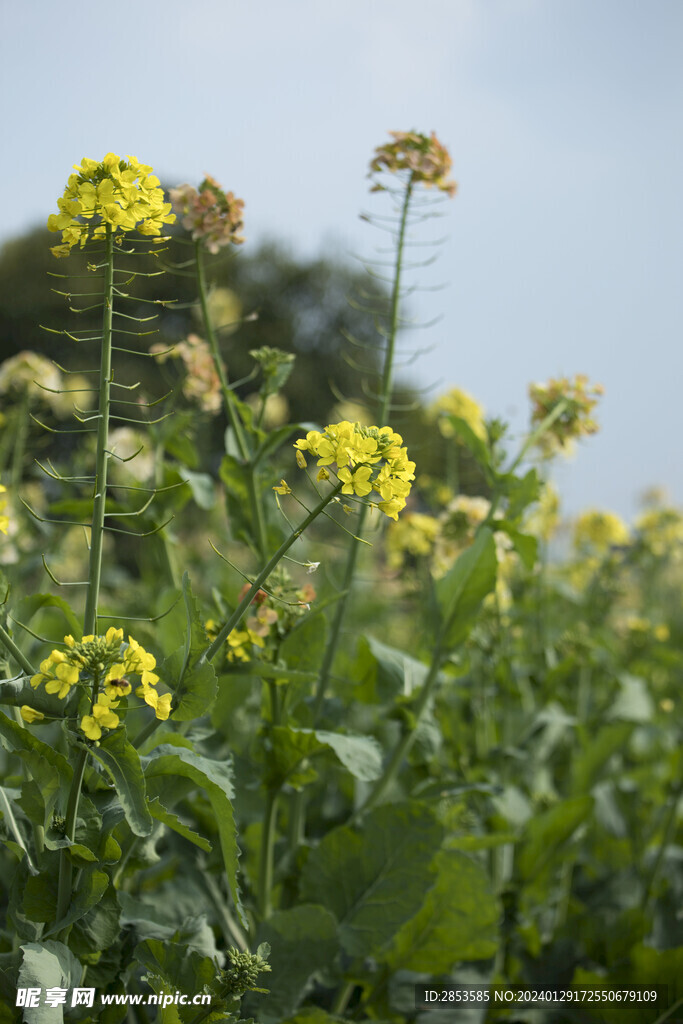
top-left (571, 722), bottom-right (634, 794)
top-left (0, 710), bottom-right (72, 789)
top-left (381, 849), bottom-right (499, 972)
top-left (17, 941), bottom-right (82, 1024)
top-left (70, 885), bottom-right (121, 958)
top-left (143, 745), bottom-right (243, 925)
top-left (279, 613), bottom-right (327, 672)
top-left (148, 796), bottom-right (212, 852)
top-left (89, 728), bottom-right (153, 837)
top-left (167, 573), bottom-right (217, 722)
top-left (24, 866), bottom-right (107, 932)
top-left (517, 795), bottom-right (593, 882)
top-left (267, 727), bottom-right (383, 789)
top-left (246, 905), bottom-right (339, 1023)
top-left (353, 635), bottom-right (430, 704)
top-left (178, 467), bottom-right (216, 509)
top-left (15, 593), bottom-right (82, 641)
top-left (300, 803), bottom-right (443, 958)
top-left (435, 528), bottom-right (497, 648)
top-left (609, 674), bottom-right (654, 723)
top-left (0, 674), bottom-right (75, 717)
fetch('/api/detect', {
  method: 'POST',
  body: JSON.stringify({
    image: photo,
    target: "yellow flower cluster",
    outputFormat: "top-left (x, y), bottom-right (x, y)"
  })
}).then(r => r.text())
top-left (24, 627), bottom-right (170, 739)
top-left (170, 176), bottom-right (245, 254)
top-left (573, 510), bottom-right (630, 553)
top-left (386, 512), bottom-right (440, 569)
top-left (47, 153), bottom-right (175, 258)
top-left (636, 507), bottom-right (683, 557)
top-left (369, 131), bottom-right (457, 196)
top-left (429, 387), bottom-right (487, 442)
top-left (294, 421), bottom-right (415, 520)
top-left (529, 375), bottom-right (603, 456)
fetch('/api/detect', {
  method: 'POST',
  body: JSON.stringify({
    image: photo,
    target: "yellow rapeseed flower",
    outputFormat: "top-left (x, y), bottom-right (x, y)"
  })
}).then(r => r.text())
top-left (573, 510), bottom-right (630, 553)
top-left (293, 421), bottom-right (415, 521)
top-left (48, 153), bottom-right (175, 257)
top-left (429, 388), bottom-right (487, 442)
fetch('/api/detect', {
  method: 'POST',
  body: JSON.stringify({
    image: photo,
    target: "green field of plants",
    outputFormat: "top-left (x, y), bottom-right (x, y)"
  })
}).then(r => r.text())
top-left (0, 133), bottom-right (681, 1024)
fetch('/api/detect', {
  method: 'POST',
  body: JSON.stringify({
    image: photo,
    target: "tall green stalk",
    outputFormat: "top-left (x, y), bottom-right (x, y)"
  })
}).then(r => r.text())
top-left (311, 178), bottom-right (414, 721)
top-left (195, 241), bottom-right (267, 559)
top-left (83, 225), bottom-right (115, 635)
top-left (56, 226), bottom-right (115, 927)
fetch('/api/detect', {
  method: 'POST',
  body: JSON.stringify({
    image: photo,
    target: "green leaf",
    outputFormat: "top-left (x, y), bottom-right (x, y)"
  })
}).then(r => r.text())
top-left (493, 521), bottom-right (538, 570)
top-left (148, 796), bottom-right (212, 852)
top-left (143, 745), bottom-right (243, 925)
top-left (17, 941), bottom-right (82, 1024)
top-left (353, 635), bottom-right (430, 704)
top-left (571, 722), bottom-right (634, 794)
top-left (167, 573), bottom-right (217, 722)
top-left (299, 803), bottom-right (443, 958)
top-left (608, 674), bottom-right (654, 723)
top-left (219, 453), bottom-right (255, 546)
top-left (0, 710), bottom-right (72, 789)
top-left (381, 849), bottom-right (499, 972)
top-left (517, 795), bottom-right (593, 882)
top-left (435, 527), bottom-right (497, 648)
top-left (88, 728), bottom-right (153, 838)
top-left (134, 938), bottom-right (217, 1002)
top-left (24, 866), bottom-right (108, 933)
top-left (267, 727), bottom-right (383, 789)
top-left (504, 467), bottom-right (541, 521)
top-left (245, 905), bottom-right (339, 1023)
top-left (15, 593), bottom-right (82, 641)
top-left (178, 467), bottom-right (216, 510)
top-left (279, 613), bottom-right (327, 672)
top-left (444, 414), bottom-right (492, 472)
top-left (70, 884), bottom-right (121, 958)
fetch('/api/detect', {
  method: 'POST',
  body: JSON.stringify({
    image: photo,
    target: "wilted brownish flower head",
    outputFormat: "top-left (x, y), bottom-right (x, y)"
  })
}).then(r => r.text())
top-left (369, 131), bottom-right (456, 196)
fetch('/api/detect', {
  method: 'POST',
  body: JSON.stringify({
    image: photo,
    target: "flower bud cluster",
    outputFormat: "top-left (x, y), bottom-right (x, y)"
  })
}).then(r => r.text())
top-left (294, 421), bottom-right (415, 520)
top-left (369, 131), bottom-right (457, 196)
top-left (529, 374), bottom-right (603, 456)
top-left (24, 627), bottom-right (170, 739)
top-left (170, 176), bottom-right (245, 254)
top-left (47, 153), bottom-right (175, 257)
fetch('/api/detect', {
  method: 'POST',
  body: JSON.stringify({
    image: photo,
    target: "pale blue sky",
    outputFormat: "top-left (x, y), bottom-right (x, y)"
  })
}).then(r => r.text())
top-left (1, 0), bottom-right (681, 519)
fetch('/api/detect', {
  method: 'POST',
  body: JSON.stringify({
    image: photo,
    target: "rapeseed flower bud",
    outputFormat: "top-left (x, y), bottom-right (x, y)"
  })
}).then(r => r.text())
top-left (529, 375), bottom-right (603, 456)
top-left (48, 153), bottom-right (175, 257)
top-left (170, 176), bottom-right (245, 253)
top-left (293, 421), bottom-right (415, 520)
top-left (370, 130), bottom-right (457, 196)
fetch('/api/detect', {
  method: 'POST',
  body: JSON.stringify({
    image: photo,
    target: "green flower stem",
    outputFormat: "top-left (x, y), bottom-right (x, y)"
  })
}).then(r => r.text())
top-left (0, 621), bottom-right (35, 676)
top-left (311, 178), bottom-right (414, 723)
top-left (133, 482), bottom-right (343, 752)
top-left (11, 390), bottom-right (30, 493)
top-left (83, 225), bottom-right (115, 636)
top-left (195, 241), bottom-right (267, 559)
top-left (57, 230), bottom-right (115, 931)
top-left (202, 482), bottom-right (343, 664)
top-left (257, 787), bottom-right (279, 919)
top-left (483, 399), bottom-right (570, 529)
